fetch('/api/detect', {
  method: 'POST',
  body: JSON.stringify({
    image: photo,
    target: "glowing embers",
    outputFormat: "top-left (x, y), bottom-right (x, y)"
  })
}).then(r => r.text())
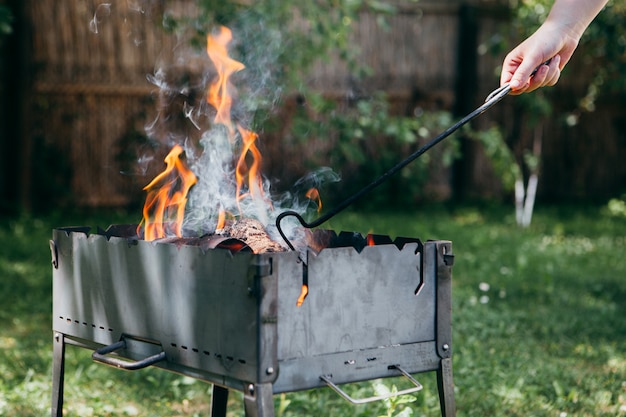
top-left (104, 224), bottom-right (421, 256)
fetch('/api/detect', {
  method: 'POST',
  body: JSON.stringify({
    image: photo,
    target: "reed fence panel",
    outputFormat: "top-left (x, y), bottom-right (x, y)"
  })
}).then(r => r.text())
top-left (18, 0), bottom-right (626, 209)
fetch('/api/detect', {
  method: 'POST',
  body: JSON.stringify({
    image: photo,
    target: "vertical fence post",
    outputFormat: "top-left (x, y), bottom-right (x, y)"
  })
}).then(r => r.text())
top-left (451, 3), bottom-right (478, 199)
top-left (2, 0), bottom-right (33, 212)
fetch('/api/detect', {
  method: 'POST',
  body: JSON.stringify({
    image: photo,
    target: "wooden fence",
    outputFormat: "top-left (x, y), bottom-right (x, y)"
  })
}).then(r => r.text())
top-left (4, 0), bottom-right (625, 210)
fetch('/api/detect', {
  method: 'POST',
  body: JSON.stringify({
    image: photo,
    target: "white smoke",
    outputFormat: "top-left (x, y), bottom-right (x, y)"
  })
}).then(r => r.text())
top-left (88, 3), bottom-right (111, 34)
top-left (126, 7), bottom-right (341, 246)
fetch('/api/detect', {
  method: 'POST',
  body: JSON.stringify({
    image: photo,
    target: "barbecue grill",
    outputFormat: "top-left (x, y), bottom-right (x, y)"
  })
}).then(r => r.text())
top-left (51, 225), bottom-right (455, 417)
top-left (44, 45), bottom-right (559, 417)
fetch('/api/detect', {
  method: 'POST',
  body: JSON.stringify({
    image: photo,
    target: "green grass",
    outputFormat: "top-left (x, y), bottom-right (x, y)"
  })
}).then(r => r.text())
top-left (1, 204), bottom-right (626, 416)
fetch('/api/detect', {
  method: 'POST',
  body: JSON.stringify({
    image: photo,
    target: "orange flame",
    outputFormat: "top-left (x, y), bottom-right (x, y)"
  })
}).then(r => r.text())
top-left (296, 285), bottom-right (309, 307)
top-left (215, 210), bottom-right (236, 232)
top-left (236, 126), bottom-right (265, 205)
top-left (305, 188), bottom-right (322, 213)
top-left (206, 26), bottom-right (245, 137)
top-left (216, 210), bottom-right (226, 231)
top-left (137, 145), bottom-right (197, 241)
top-left (206, 26), bottom-right (267, 213)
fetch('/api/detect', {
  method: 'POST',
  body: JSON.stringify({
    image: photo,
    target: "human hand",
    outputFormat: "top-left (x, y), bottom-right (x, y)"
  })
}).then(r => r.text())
top-left (500, 22), bottom-right (580, 94)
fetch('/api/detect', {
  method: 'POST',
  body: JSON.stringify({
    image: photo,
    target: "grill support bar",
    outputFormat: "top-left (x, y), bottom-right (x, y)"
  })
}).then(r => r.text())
top-left (438, 357), bottom-right (455, 416)
top-left (211, 385), bottom-right (229, 417)
top-left (434, 241), bottom-right (455, 416)
top-left (244, 382), bottom-right (275, 417)
top-left (52, 333), bottom-right (65, 417)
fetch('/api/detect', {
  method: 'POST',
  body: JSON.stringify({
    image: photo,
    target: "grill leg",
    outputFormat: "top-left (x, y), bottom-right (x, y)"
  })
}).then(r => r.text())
top-left (437, 357), bottom-right (456, 417)
top-left (52, 333), bottom-right (66, 417)
top-left (243, 382), bottom-right (274, 417)
top-left (210, 385), bottom-right (229, 417)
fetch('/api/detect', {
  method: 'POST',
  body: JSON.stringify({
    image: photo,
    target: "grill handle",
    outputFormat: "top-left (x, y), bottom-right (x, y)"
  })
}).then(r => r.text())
top-left (320, 365), bottom-right (423, 405)
top-left (92, 339), bottom-right (166, 370)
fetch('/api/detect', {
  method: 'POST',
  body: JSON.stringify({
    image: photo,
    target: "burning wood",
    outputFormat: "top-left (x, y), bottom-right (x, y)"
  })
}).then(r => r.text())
top-left (222, 218), bottom-right (285, 253)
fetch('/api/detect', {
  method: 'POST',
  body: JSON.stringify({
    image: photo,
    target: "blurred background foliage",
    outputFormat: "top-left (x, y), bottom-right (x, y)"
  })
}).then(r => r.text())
top-left (509, 0), bottom-right (626, 115)
top-left (166, 0), bottom-right (460, 208)
top-left (476, 0), bottom-right (626, 218)
top-left (0, 5), bottom-right (12, 35)
top-left (172, 0), bottom-right (625, 210)
top-left (2, 0), bottom-right (623, 214)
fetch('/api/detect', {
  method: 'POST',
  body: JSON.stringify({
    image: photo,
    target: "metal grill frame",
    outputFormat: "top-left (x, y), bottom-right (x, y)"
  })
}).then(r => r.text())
top-left (51, 227), bottom-right (455, 417)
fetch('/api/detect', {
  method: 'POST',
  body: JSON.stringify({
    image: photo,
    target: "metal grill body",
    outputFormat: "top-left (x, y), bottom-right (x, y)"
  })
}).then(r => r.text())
top-left (51, 226), bottom-right (455, 416)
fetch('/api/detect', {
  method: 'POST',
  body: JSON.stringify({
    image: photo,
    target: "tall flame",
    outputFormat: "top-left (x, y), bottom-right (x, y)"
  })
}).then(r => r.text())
top-left (137, 145), bottom-right (197, 241)
top-left (206, 26), bottom-right (268, 216)
top-left (206, 26), bottom-right (245, 137)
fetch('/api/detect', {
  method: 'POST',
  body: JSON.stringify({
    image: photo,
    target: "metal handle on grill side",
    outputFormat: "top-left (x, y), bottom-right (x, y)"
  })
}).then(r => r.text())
top-left (320, 365), bottom-right (423, 405)
top-left (92, 339), bottom-right (166, 370)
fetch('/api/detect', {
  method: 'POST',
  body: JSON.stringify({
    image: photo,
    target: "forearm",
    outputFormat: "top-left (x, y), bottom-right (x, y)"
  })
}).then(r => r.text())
top-left (500, 0), bottom-right (609, 92)
top-left (545, 0), bottom-right (609, 40)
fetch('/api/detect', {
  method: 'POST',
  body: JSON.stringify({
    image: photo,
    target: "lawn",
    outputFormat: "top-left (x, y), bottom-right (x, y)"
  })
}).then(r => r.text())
top-left (1, 204), bottom-right (625, 416)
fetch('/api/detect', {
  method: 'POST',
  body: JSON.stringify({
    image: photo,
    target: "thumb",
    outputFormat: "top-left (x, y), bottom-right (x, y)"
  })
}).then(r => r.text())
top-left (510, 54), bottom-right (553, 90)
top-left (509, 60), bottom-right (539, 90)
